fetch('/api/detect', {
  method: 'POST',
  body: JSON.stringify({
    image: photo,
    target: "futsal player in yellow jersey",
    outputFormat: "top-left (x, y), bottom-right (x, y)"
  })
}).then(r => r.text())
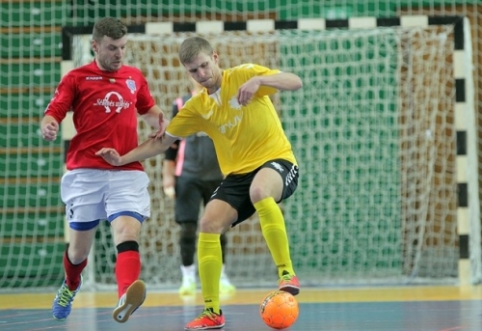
top-left (97, 36), bottom-right (303, 330)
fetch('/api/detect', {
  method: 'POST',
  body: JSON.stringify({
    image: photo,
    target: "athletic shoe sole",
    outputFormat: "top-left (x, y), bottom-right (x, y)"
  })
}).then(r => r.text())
top-left (113, 280), bottom-right (146, 323)
top-left (279, 284), bottom-right (300, 296)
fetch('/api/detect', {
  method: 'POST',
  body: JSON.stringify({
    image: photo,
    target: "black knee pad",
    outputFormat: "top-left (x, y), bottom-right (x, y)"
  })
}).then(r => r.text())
top-left (179, 222), bottom-right (197, 241)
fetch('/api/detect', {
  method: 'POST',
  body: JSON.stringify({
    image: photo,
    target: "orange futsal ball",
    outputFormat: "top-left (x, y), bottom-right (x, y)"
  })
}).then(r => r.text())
top-left (259, 290), bottom-right (299, 329)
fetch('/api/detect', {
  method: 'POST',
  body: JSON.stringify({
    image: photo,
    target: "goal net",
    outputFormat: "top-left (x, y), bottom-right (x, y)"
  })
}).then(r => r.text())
top-left (0, 14), bottom-right (481, 289)
top-left (65, 20), bottom-right (479, 289)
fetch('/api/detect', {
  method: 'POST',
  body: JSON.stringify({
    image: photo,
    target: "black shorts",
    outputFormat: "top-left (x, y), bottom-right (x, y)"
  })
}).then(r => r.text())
top-left (210, 159), bottom-right (299, 226)
top-left (175, 176), bottom-right (222, 223)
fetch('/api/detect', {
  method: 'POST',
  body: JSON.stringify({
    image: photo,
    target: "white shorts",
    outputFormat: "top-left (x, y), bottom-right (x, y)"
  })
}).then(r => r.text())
top-left (61, 169), bottom-right (151, 224)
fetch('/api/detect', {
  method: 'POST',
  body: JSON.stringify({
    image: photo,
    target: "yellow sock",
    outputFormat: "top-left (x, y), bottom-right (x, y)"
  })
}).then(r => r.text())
top-left (198, 232), bottom-right (222, 314)
top-left (254, 197), bottom-right (295, 278)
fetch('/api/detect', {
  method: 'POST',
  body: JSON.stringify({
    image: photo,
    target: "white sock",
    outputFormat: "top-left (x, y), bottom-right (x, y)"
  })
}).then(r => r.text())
top-left (220, 264), bottom-right (228, 279)
top-left (181, 264), bottom-right (196, 279)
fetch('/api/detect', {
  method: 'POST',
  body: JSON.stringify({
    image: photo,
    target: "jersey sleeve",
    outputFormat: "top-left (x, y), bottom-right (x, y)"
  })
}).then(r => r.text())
top-left (165, 98), bottom-right (204, 138)
top-left (135, 74), bottom-right (156, 115)
top-left (43, 73), bottom-right (76, 123)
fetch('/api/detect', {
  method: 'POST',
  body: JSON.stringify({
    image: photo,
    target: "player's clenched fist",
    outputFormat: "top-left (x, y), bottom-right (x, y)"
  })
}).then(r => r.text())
top-left (41, 120), bottom-right (59, 141)
top-left (96, 148), bottom-right (123, 166)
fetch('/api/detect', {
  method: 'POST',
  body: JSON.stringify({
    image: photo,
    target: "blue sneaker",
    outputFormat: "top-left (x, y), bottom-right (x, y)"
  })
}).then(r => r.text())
top-left (52, 276), bottom-right (83, 320)
top-left (112, 280), bottom-right (146, 323)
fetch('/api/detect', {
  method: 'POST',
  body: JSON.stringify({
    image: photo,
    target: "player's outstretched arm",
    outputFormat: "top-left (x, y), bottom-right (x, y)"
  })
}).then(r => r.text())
top-left (258, 72), bottom-right (303, 91)
top-left (237, 72), bottom-right (303, 106)
top-left (96, 134), bottom-right (177, 166)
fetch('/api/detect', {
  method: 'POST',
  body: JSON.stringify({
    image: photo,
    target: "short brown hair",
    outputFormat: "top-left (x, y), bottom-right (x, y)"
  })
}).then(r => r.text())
top-left (92, 17), bottom-right (128, 42)
top-left (179, 37), bottom-right (214, 64)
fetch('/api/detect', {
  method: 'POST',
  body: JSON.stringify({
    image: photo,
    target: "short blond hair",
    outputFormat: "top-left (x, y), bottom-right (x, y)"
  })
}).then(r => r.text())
top-left (179, 37), bottom-right (214, 64)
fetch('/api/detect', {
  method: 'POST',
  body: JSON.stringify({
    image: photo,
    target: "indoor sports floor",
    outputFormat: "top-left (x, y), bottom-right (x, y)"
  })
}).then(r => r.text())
top-left (1, 285), bottom-right (482, 331)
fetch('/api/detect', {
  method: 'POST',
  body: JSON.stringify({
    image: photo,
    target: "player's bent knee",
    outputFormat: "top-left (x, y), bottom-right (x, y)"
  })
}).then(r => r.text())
top-left (110, 213), bottom-right (144, 243)
top-left (249, 186), bottom-right (272, 204)
top-left (198, 218), bottom-right (229, 234)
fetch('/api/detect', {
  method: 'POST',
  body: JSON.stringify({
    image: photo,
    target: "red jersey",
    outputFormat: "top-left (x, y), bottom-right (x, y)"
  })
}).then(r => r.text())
top-left (44, 61), bottom-right (155, 171)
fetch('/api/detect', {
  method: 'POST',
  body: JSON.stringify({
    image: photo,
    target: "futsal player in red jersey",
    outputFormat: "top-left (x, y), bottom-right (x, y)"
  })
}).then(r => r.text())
top-left (40, 17), bottom-right (166, 323)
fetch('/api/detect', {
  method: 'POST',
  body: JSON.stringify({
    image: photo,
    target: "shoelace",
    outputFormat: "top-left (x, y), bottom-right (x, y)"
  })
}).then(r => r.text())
top-left (57, 285), bottom-right (75, 306)
top-left (280, 273), bottom-right (293, 282)
top-left (197, 309), bottom-right (218, 320)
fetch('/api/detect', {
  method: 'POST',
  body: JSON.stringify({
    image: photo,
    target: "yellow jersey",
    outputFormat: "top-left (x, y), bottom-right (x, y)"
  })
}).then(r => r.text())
top-left (166, 63), bottom-right (297, 175)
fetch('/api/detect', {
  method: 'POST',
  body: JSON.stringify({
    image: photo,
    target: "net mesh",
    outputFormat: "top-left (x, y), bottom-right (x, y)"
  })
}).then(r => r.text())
top-left (74, 25), bottom-right (461, 288)
top-left (1, 0), bottom-right (480, 289)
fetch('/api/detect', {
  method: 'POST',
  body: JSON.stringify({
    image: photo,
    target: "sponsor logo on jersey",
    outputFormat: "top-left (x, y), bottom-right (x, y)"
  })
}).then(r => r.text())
top-left (218, 112), bottom-right (243, 134)
top-left (95, 91), bottom-right (131, 113)
top-left (86, 76), bottom-right (103, 80)
top-left (229, 96), bottom-right (242, 110)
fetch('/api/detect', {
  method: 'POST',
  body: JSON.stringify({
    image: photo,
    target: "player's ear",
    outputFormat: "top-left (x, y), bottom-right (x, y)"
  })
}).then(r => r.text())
top-left (91, 40), bottom-right (98, 53)
top-left (212, 52), bottom-right (219, 64)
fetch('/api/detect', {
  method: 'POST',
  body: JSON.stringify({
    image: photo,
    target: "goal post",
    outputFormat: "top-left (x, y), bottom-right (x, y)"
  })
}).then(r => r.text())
top-left (59, 15), bottom-right (479, 289)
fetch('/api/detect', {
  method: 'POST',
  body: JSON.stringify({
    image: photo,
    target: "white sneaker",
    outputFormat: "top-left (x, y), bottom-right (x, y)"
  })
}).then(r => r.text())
top-left (219, 266), bottom-right (236, 295)
top-left (179, 265), bottom-right (196, 296)
top-left (112, 280), bottom-right (146, 323)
